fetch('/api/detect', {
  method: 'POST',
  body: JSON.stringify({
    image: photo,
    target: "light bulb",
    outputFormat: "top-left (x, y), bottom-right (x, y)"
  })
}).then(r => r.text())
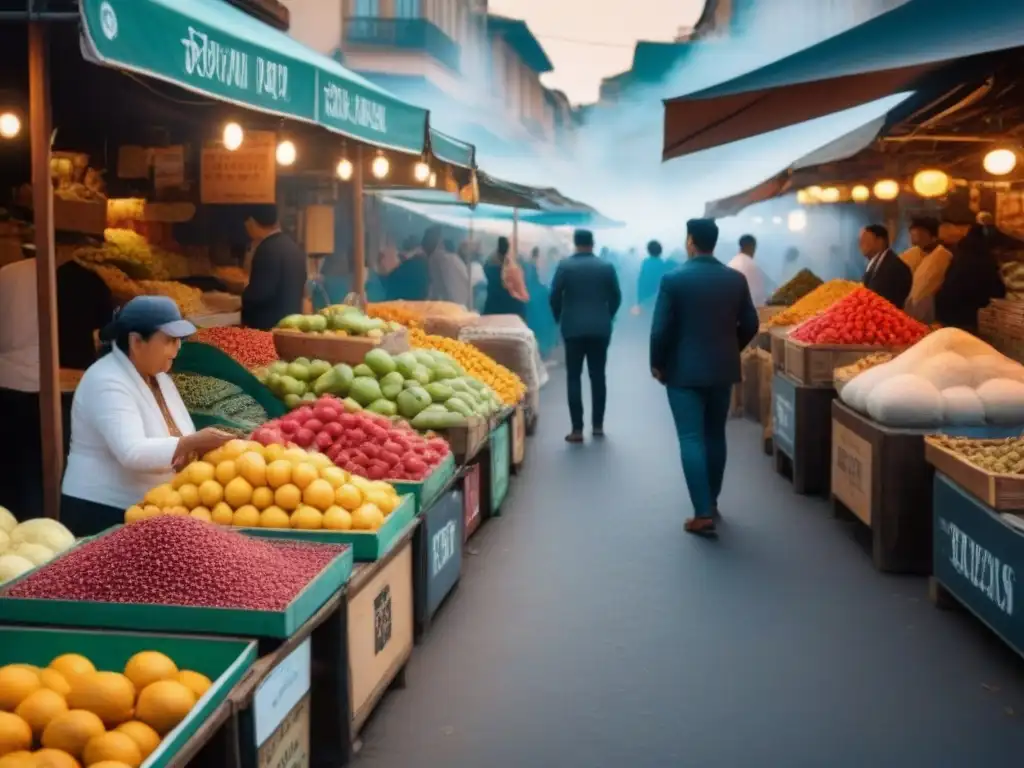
top-left (787, 210), bottom-right (807, 232)
top-left (414, 161), bottom-right (430, 182)
top-left (820, 187), bottom-right (840, 203)
top-left (984, 148), bottom-right (1017, 176)
top-left (428, 172), bottom-right (437, 188)
top-left (371, 154), bottom-right (390, 179)
top-left (851, 185), bottom-right (870, 202)
top-left (796, 189), bottom-right (813, 205)
top-left (806, 185), bottom-right (823, 201)
top-left (912, 169), bottom-right (950, 198)
top-left (873, 179), bottom-right (900, 201)
top-left (276, 140), bottom-right (297, 166)
top-left (223, 122), bottom-right (244, 151)
top-left (336, 158), bottom-right (353, 181)
top-left (0, 113), bottom-right (20, 139)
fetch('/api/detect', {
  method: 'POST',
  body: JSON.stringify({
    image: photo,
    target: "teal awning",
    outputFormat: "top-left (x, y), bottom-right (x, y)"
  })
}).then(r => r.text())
top-left (663, 0), bottom-right (1024, 159)
top-left (80, 0), bottom-right (429, 153)
top-left (428, 129), bottom-right (475, 169)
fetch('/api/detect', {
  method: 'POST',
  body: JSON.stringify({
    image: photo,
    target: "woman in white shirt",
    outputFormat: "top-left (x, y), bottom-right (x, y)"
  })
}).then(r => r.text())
top-left (61, 296), bottom-right (233, 535)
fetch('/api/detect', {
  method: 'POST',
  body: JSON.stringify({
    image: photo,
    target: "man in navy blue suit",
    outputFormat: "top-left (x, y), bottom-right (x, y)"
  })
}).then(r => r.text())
top-left (650, 219), bottom-right (759, 536)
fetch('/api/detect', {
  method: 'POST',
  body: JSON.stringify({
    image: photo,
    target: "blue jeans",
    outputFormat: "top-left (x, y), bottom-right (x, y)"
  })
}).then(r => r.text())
top-left (666, 386), bottom-right (732, 518)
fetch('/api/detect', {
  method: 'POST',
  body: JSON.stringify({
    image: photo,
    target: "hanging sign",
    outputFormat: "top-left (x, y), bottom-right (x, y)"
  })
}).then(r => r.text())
top-left (201, 129), bottom-right (276, 204)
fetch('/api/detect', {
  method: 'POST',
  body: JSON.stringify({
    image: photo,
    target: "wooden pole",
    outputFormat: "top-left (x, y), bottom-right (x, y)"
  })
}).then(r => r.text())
top-left (29, 22), bottom-right (62, 520)
top-left (351, 145), bottom-right (366, 303)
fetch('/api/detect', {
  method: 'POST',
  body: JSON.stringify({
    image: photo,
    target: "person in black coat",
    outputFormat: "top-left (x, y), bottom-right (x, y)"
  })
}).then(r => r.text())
top-left (860, 224), bottom-right (911, 308)
top-left (935, 223), bottom-right (1007, 332)
top-left (241, 204), bottom-right (308, 330)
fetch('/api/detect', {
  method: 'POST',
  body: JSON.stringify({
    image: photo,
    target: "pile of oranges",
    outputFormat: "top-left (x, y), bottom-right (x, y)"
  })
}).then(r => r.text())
top-left (409, 328), bottom-right (526, 406)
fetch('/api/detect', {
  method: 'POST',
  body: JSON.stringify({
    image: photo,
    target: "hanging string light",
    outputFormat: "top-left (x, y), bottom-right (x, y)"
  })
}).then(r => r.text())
top-left (275, 139), bottom-right (297, 166)
top-left (371, 152), bottom-right (390, 179)
top-left (851, 185), bottom-right (870, 202)
top-left (819, 187), bottom-right (840, 203)
top-left (873, 179), bottom-right (900, 201)
top-left (413, 160), bottom-right (430, 183)
top-left (912, 169), bottom-right (950, 198)
top-left (222, 122), bottom-right (244, 151)
top-left (0, 112), bottom-right (21, 139)
top-left (983, 148), bottom-right (1017, 176)
top-left (336, 158), bottom-right (353, 181)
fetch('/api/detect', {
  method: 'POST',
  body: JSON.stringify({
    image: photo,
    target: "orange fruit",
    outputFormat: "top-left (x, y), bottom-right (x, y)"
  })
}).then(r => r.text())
top-left (189, 507), bottom-right (212, 523)
top-left (322, 506), bottom-right (352, 531)
top-left (265, 461), bottom-right (292, 490)
top-left (134, 681), bottom-right (196, 735)
top-left (142, 505), bottom-right (162, 519)
top-left (66, 671), bottom-right (135, 727)
top-left (39, 669), bottom-right (71, 697)
top-left (82, 731), bottom-right (142, 767)
top-left (301, 479), bottom-right (335, 511)
top-left (31, 749), bottom-right (81, 768)
top-left (291, 464), bottom-right (318, 491)
top-left (0, 712), bottom-right (31, 759)
top-left (165, 506), bottom-right (188, 517)
top-left (334, 484), bottom-right (362, 511)
top-left (364, 489), bottom-right (397, 515)
top-left (263, 443), bottom-right (286, 463)
top-left (282, 448), bottom-right (308, 466)
top-left (259, 507), bottom-right (290, 529)
top-left (306, 453), bottom-right (333, 471)
top-left (48, 655), bottom-right (94, 685)
top-left (14, 688), bottom-right (67, 737)
top-left (176, 670), bottom-right (212, 699)
top-left (142, 484), bottom-right (173, 507)
top-left (350, 503), bottom-right (384, 531)
top-left (123, 652), bottom-right (178, 692)
top-left (232, 506), bottom-right (260, 527)
top-left (123, 506), bottom-right (147, 524)
top-left (214, 460), bottom-right (237, 485)
top-left (251, 487), bottom-right (275, 511)
top-left (236, 452), bottom-right (267, 487)
top-left (169, 471), bottom-right (188, 490)
top-left (274, 484), bottom-right (301, 512)
top-left (203, 448), bottom-right (225, 465)
top-left (0, 666), bottom-right (41, 710)
top-left (290, 506), bottom-right (323, 530)
top-left (319, 466), bottom-right (347, 488)
top-left (210, 502), bottom-right (234, 525)
top-left (41, 710), bottom-right (105, 757)
top-left (197, 480), bottom-right (223, 508)
top-left (223, 477), bottom-right (253, 508)
top-left (176, 483), bottom-right (200, 509)
top-left (220, 439), bottom-right (250, 461)
top-left (186, 462), bottom-right (215, 486)
top-left (114, 721), bottom-right (160, 759)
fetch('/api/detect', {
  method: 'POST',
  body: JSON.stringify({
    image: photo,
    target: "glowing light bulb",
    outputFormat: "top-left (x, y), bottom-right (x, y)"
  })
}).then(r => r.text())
top-left (0, 113), bottom-right (20, 139)
top-left (223, 122), bottom-right (244, 151)
top-left (819, 187), bottom-right (840, 203)
top-left (796, 189), bottom-right (813, 205)
top-left (371, 154), bottom-right (390, 179)
top-left (787, 210), bottom-right (807, 232)
top-left (851, 185), bottom-right (870, 202)
top-left (428, 172), bottom-right (437, 188)
top-left (984, 148), bottom-right (1017, 176)
top-left (912, 169), bottom-right (950, 198)
top-left (806, 185), bottom-right (823, 201)
top-left (276, 140), bottom-right (297, 166)
top-left (336, 158), bottom-right (353, 181)
top-left (414, 161), bottom-right (430, 182)
top-left (873, 179), bottom-right (900, 201)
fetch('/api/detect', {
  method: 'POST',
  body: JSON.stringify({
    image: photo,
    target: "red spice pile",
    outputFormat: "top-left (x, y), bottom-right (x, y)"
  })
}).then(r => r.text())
top-left (6, 516), bottom-right (346, 611)
top-left (790, 287), bottom-right (928, 346)
top-left (194, 327), bottom-right (278, 370)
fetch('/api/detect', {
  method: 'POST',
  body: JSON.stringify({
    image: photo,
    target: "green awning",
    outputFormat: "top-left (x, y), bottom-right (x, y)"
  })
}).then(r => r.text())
top-left (80, 0), bottom-right (429, 153)
top-left (428, 129), bottom-right (475, 169)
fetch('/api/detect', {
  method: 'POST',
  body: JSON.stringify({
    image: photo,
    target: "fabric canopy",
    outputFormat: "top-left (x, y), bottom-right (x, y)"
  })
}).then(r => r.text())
top-left (663, 0), bottom-right (1024, 160)
top-left (79, 0), bottom-right (430, 153)
top-left (428, 129), bottom-right (475, 169)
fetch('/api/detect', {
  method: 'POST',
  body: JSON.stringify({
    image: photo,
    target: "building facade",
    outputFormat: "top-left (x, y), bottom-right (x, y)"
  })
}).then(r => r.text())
top-left (280, 0), bottom-right (573, 160)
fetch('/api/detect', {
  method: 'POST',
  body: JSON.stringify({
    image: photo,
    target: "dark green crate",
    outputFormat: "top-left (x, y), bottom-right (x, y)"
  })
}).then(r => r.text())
top-left (174, 341), bottom-right (286, 419)
top-left (0, 529), bottom-right (353, 639)
top-left (243, 493), bottom-right (416, 561)
top-left (0, 625), bottom-right (255, 768)
top-left (391, 454), bottom-right (457, 514)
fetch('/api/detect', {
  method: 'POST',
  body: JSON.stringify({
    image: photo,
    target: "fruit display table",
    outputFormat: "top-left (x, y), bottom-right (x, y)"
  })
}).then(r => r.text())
top-left (930, 474), bottom-right (1024, 660)
top-left (413, 486), bottom-right (464, 642)
top-left (831, 402), bottom-right (1024, 574)
top-left (771, 372), bottom-right (835, 497)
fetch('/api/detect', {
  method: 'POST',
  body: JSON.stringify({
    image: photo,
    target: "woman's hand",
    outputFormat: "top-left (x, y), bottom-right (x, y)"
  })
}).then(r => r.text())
top-left (173, 427), bottom-right (234, 470)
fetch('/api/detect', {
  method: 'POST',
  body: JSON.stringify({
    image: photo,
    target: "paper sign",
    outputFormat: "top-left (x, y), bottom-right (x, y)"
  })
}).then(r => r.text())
top-left (253, 638), bottom-right (311, 747)
top-left (831, 421), bottom-right (873, 524)
top-left (152, 146), bottom-right (185, 191)
top-left (201, 129), bottom-right (276, 204)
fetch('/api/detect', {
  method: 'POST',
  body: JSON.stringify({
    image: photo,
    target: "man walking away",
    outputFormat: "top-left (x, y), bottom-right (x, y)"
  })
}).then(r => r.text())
top-left (860, 224), bottom-right (911, 309)
top-left (651, 219), bottom-right (759, 536)
top-left (727, 234), bottom-right (767, 307)
top-left (550, 229), bottom-right (622, 444)
top-left (241, 204), bottom-right (308, 330)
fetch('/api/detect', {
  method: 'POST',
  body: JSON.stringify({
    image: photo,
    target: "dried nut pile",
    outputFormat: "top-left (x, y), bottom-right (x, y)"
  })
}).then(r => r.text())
top-left (767, 280), bottom-right (861, 327)
top-left (834, 352), bottom-right (894, 381)
top-left (931, 435), bottom-right (1024, 474)
top-left (5, 516), bottom-right (347, 610)
top-left (193, 327), bottom-right (279, 370)
top-left (767, 268), bottom-right (823, 307)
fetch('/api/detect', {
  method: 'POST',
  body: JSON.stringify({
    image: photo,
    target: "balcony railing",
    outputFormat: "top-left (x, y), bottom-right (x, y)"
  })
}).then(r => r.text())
top-left (343, 18), bottom-right (461, 73)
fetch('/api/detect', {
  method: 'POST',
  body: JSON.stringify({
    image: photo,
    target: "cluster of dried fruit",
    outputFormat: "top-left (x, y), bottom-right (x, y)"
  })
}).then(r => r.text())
top-left (931, 435), bottom-right (1024, 475)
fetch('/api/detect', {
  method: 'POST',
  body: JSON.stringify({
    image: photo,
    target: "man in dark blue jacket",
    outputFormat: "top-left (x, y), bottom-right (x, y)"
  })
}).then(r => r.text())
top-left (550, 229), bottom-right (622, 443)
top-left (650, 219), bottom-right (759, 536)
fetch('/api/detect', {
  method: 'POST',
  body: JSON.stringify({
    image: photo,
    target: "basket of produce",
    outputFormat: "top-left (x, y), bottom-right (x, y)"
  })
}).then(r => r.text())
top-left (0, 626), bottom-right (255, 768)
top-left (0, 513), bottom-right (353, 638)
top-left (926, 435), bottom-right (1024, 510)
top-left (767, 268), bottom-right (824, 306)
top-left (833, 352), bottom-right (894, 396)
top-left (273, 306), bottom-right (409, 366)
top-left (840, 327), bottom-right (1024, 430)
top-left (766, 279), bottom-right (861, 328)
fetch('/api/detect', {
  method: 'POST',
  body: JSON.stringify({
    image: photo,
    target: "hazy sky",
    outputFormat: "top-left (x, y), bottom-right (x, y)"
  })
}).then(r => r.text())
top-left (488, 0), bottom-right (707, 104)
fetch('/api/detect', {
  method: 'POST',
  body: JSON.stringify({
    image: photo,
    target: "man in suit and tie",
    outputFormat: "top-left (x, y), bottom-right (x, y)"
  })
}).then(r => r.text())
top-left (860, 224), bottom-right (912, 308)
top-left (550, 229), bottom-right (622, 444)
top-left (651, 219), bottom-right (759, 537)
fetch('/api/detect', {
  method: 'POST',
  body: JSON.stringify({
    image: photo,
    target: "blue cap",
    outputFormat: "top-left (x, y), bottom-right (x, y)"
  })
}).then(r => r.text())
top-left (113, 296), bottom-right (196, 339)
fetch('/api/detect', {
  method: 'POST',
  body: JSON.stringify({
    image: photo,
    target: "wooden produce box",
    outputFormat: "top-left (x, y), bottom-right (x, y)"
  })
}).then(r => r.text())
top-left (832, 402), bottom-right (1024, 573)
top-left (54, 197), bottom-right (106, 234)
top-left (771, 372), bottom-right (836, 496)
top-left (770, 327), bottom-right (789, 371)
top-left (272, 328), bottom-right (409, 365)
top-left (462, 462), bottom-right (483, 542)
top-left (742, 349), bottom-right (771, 423)
top-left (432, 416), bottom-right (489, 464)
top-left (412, 486), bottom-right (463, 642)
top-left (925, 439), bottom-right (1024, 511)
top-left (930, 474), bottom-right (1024, 661)
top-left (784, 338), bottom-right (896, 388)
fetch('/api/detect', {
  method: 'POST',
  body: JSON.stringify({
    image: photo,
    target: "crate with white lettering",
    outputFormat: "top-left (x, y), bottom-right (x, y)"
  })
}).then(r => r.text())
top-left (930, 474), bottom-right (1024, 660)
top-left (413, 487), bottom-right (464, 642)
top-left (772, 372), bottom-right (835, 496)
top-left (832, 401), bottom-right (1024, 574)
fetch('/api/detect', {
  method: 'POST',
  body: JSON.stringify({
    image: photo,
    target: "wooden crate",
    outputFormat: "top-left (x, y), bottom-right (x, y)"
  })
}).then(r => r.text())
top-left (272, 328), bottom-right (409, 365)
top-left (770, 327), bottom-right (789, 371)
top-left (924, 439), bottom-right (1024, 511)
top-left (784, 338), bottom-right (898, 388)
top-left (771, 372), bottom-right (836, 496)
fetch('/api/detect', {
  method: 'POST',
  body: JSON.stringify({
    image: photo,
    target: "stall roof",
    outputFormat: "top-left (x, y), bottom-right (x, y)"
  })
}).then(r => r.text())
top-left (663, 0), bottom-right (1024, 160)
top-left (78, 0), bottom-right (430, 153)
top-left (428, 128), bottom-right (475, 169)
top-left (487, 15), bottom-right (554, 74)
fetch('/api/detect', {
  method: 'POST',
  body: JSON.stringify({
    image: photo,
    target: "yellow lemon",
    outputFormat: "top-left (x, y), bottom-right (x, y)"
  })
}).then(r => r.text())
top-left (197, 480), bottom-right (223, 509)
top-left (290, 463), bottom-right (318, 491)
top-left (220, 439), bottom-right (250, 461)
top-left (123, 506), bottom-right (147, 524)
top-left (351, 503), bottom-right (384, 531)
top-left (302, 479), bottom-right (335, 511)
top-left (236, 452), bottom-right (267, 487)
top-left (265, 460), bottom-right (292, 490)
top-left (213, 460), bottom-right (237, 485)
top-left (305, 453), bottom-right (332, 471)
top-left (41, 709), bottom-right (105, 757)
top-left (274, 484), bottom-right (301, 512)
top-left (263, 443), bottom-right (286, 463)
top-left (39, 668), bottom-right (71, 697)
top-left (334, 484), bottom-right (362, 512)
top-left (364, 489), bottom-right (397, 515)
top-left (290, 506), bottom-right (323, 530)
top-left (14, 688), bottom-right (67, 737)
top-left (210, 502), bottom-right (234, 526)
top-left (66, 671), bottom-right (135, 727)
top-left (232, 505), bottom-right (260, 527)
top-left (189, 507), bottom-right (212, 522)
top-left (176, 483), bottom-right (200, 509)
top-left (319, 466), bottom-right (347, 489)
top-left (186, 462), bottom-right (215, 486)
top-left (48, 655), bottom-right (94, 685)
top-left (322, 506), bottom-right (352, 531)
top-left (258, 507), bottom-right (290, 529)
top-left (251, 487), bottom-right (275, 511)
top-left (0, 712), bottom-right (32, 759)
top-left (223, 477), bottom-right (253, 508)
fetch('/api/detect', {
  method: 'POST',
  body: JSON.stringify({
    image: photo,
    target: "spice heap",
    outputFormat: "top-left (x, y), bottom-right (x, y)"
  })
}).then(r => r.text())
top-left (366, 302), bottom-right (422, 329)
top-left (930, 435), bottom-right (1024, 474)
top-left (767, 280), bottom-right (860, 327)
top-left (409, 328), bottom-right (525, 405)
top-left (5, 516), bottom-right (346, 610)
top-left (193, 327), bottom-right (278, 370)
top-left (790, 288), bottom-right (929, 346)
top-left (171, 373), bottom-right (268, 428)
top-left (767, 269), bottom-right (823, 306)
top-left (834, 352), bottom-right (894, 383)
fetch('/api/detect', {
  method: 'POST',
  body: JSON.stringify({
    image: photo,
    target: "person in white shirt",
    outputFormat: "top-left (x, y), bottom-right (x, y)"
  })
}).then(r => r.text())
top-left (727, 234), bottom-right (767, 306)
top-left (61, 296), bottom-right (233, 535)
top-left (900, 216), bottom-right (953, 323)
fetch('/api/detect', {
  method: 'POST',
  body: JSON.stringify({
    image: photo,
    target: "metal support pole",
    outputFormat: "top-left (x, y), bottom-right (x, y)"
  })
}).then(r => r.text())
top-left (29, 21), bottom-right (62, 519)
top-left (352, 145), bottom-right (366, 303)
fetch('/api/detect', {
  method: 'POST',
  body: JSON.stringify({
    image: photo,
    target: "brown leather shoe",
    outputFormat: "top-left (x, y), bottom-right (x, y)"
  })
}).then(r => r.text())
top-left (565, 432), bottom-right (584, 444)
top-left (685, 517), bottom-right (717, 537)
